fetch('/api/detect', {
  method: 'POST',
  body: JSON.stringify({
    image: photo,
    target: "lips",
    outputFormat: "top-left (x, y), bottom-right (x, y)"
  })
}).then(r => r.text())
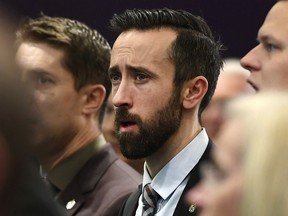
top-left (115, 107), bottom-right (141, 133)
top-left (120, 119), bottom-right (136, 127)
top-left (119, 118), bottom-right (137, 129)
top-left (247, 79), bottom-right (259, 91)
top-left (117, 119), bottom-right (137, 133)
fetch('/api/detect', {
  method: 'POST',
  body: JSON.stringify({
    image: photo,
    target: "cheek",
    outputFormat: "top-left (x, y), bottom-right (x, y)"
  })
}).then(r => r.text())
top-left (142, 94), bottom-right (171, 117)
top-left (32, 94), bottom-right (63, 128)
top-left (34, 90), bottom-right (54, 109)
top-left (262, 57), bottom-right (288, 85)
top-left (35, 90), bottom-right (77, 113)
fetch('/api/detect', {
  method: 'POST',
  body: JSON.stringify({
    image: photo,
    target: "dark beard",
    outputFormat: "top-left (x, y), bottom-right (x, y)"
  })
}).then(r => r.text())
top-left (114, 90), bottom-right (182, 159)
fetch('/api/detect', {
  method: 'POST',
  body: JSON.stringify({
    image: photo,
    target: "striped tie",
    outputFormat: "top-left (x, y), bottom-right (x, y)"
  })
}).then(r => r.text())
top-left (142, 183), bottom-right (159, 216)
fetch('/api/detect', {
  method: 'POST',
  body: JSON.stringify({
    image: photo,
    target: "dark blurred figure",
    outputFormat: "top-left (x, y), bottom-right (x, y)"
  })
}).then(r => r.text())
top-left (0, 4), bottom-right (63, 216)
top-left (0, 68), bottom-right (64, 216)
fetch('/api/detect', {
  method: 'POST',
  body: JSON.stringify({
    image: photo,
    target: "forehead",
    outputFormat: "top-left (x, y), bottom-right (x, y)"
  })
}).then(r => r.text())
top-left (258, 1), bottom-right (288, 39)
top-left (16, 42), bottom-right (65, 70)
top-left (111, 28), bottom-right (177, 66)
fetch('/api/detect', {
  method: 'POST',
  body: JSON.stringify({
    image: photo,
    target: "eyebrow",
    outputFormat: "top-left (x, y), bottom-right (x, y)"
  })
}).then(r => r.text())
top-left (29, 68), bottom-right (55, 77)
top-left (24, 68), bottom-right (56, 82)
top-left (257, 34), bottom-right (269, 42)
top-left (108, 65), bottom-right (119, 76)
top-left (108, 65), bottom-right (160, 79)
top-left (257, 31), bottom-right (278, 43)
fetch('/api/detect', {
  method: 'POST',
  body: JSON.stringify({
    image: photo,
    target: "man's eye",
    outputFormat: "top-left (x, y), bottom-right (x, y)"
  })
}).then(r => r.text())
top-left (135, 73), bottom-right (147, 81)
top-left (38, 76), bottom-right (52, 85)
top-left (110, 73), bottom-right (121, 82)
top-left (264, 42), bottom-right (278, 52)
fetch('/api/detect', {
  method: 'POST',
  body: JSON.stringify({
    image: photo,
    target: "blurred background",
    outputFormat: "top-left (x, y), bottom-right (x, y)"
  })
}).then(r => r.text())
top-left (2, 0), bottom-right (274, 58)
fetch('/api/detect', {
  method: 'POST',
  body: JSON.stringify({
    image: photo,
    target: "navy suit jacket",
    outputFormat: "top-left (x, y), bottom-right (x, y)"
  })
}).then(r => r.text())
top-left (118, 140), bottom-right (213, 216)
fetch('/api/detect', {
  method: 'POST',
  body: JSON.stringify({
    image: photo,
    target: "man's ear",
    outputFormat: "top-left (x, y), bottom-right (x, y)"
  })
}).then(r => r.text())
top-left (182, 76), bottom-right (208, 109)
top-left (82, 84), bottom-right (106, 115)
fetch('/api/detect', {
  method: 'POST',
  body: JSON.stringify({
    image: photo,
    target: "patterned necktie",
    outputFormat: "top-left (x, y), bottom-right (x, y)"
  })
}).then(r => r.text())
top-left (142, 183), bottom-right (159, 216)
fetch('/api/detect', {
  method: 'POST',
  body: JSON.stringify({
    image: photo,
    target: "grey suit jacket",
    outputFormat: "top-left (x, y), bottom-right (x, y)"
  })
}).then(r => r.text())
top-left (57, 144), bottom-right (142, 216)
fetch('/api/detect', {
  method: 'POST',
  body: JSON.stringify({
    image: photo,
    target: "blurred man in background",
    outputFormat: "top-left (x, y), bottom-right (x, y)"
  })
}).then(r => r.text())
top-left (15, 15), bottom-right (141, 216)
top-left (202, 58), bottom-right (254, 143)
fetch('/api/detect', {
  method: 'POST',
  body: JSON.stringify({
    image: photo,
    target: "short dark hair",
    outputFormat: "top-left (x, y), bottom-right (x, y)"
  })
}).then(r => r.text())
top-left (110, 8), bottom-right (223, 114)
top-left (15, 15), bottom-right (111, 123)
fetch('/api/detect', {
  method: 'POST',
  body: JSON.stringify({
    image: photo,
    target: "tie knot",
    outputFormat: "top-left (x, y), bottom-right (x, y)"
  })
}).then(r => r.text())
top-left (142, 183), bottom-right (159, 216)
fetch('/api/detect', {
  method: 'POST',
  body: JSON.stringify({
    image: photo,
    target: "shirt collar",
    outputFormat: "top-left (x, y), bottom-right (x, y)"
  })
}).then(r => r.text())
top-left (142, 128), bottom-right (208, 199)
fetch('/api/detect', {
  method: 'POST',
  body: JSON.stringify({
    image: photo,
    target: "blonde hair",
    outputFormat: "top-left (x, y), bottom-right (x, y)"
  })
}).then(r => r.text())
top-left (224, 91), bottom-right (288, 216)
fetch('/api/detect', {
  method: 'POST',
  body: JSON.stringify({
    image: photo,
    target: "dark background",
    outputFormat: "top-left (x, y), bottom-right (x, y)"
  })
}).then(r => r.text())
top-left (2, 0), bottom-right (275, 58)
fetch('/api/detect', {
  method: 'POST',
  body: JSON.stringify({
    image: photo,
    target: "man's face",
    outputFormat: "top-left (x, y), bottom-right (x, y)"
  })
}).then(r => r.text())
top-left (15, 42), bottom-right (83, 156)
top-left (241, 1), bottom-right (288, 91)
top-left (202, 72), bottom-right (254, 141)
top-left (109, 28), bottom-right (182, 159)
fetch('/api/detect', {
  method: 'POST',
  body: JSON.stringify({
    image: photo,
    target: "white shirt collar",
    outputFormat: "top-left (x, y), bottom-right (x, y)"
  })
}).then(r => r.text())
top-left (142, 128), bottom-right (209, 200)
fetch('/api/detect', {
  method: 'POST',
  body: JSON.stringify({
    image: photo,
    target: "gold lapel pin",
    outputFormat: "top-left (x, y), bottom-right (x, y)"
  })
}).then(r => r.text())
top-left (188, 204), bottom-right (197, 213)
top-left (66, 199), bottom-right (76, 210)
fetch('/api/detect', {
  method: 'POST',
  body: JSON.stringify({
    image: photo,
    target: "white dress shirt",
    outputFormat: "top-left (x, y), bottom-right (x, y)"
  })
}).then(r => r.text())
top-left (135, 128), bottom-right (209, 216)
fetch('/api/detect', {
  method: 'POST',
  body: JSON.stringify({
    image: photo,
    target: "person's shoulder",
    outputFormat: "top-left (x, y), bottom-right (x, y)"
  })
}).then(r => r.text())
top-left (57, 147), bottom-right (142, 216)
top-left (83, 157), bottom-right (141, 216)
top-left (97, 143), bottom-right (143, 183)
top-left (84, 144), bottom-right (142, 194)
top-left (114, 158), bottom-right (142, 182)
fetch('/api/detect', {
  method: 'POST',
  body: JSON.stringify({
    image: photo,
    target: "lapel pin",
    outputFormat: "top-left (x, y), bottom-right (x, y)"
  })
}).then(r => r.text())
top-left (66, 199), bottom-right (76, 210)
top-left (188, 204), bottom-right (197, 213)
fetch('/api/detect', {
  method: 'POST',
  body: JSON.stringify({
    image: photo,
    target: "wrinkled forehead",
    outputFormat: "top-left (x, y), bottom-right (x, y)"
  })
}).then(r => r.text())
top-left (111, 28), bottom-right (177, 61)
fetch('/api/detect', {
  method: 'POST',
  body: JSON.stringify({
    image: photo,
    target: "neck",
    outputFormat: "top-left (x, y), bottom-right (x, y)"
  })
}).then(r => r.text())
top-left (40, 121), bottom-right (101, 171)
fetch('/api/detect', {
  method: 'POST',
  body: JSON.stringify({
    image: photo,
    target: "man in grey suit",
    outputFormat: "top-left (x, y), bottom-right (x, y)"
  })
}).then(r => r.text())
top-left (15, 15), bottom-right (141, 216)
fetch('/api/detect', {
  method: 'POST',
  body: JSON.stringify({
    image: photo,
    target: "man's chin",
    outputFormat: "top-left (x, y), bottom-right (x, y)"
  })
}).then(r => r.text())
top-left (121, 152), bottom-right (146, 160)
top-left (119, 143), bottom-right (152, 160)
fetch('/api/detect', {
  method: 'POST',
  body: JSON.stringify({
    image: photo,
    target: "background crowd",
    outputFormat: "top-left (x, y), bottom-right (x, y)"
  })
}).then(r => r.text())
top-left (0, 0), bottom-right (287, 216)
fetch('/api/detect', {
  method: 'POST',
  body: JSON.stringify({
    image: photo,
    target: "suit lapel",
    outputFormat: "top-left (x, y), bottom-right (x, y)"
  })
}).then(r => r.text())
top-left (173, 140), bottom-right (213, 216)
top-left (58, 145), bottom-right (118, 216)
top-left (119, 184), bottom-right (142, 216)
top-left (58, 192), bottom-right (84, 216)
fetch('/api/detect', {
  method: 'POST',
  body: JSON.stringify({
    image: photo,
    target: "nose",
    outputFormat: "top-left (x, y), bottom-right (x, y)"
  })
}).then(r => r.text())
top-left (112, 81), bottom-right (132, 109)
top-left (240, 46), bottom-right (260, 73)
